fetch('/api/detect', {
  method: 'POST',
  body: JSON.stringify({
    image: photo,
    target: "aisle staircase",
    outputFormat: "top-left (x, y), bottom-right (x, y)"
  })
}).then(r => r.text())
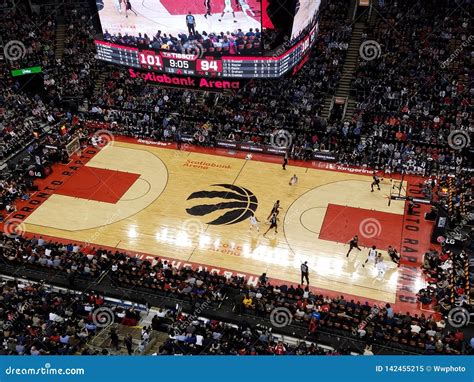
top-left (320, 22), bottom-right (365, 121)
top-left (320, 97), bottom-right (333, 120)
top-left (94, 71), bottom-right (109, 94)
top-left (78, 71), bottom-right (108, 112)
top-left (55, 18), bottom-right (67, 60)
top-left (334, 22), bottom-right (364, 110)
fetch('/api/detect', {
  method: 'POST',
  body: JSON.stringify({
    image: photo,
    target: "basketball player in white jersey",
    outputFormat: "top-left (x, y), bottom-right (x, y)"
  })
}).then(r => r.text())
top-left (375, 253), bottom-right (387, 278)
top-left (114, 0), bottom-right (122, 13)
top-left (289, 174), bottom-right (298, 186)
top-left (249, 214), bottom-right (260, 232)
top-left (219, 0), bottom-right (237, 22)
top-left (238, 0), bottom-right (255, 17)
top-left (362, 245), bottom-right (377, 267)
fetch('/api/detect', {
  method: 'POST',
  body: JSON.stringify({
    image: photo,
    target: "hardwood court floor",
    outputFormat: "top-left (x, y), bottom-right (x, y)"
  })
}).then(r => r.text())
top-left (22, 140), bottom-right (415, 304)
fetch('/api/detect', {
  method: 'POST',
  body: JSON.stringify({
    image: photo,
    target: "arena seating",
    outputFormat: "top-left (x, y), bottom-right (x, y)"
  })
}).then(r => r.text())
top-left (0, 233), bottom-right (471, 355)
top-left (348, 0), bottom-right (471, 174)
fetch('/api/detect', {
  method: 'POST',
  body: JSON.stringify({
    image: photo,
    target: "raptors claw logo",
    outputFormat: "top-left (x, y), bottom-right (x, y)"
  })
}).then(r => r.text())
top-left (186, 184), bottom-right (258, 225)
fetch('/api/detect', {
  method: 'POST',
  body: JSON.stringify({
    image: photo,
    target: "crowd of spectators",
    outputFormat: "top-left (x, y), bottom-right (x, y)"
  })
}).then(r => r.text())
top-left (1, 8), bottom-right (56, 161)
top-left (156, 312), bottom-right (349, 355)
top-left (44, 10), bottom-right (99, 100)
top-left (418, 249), bottom-right (471, 312)
top-left (346, 0), bottom-right (472, 174)
top-left (0, 170), bottom-right (31, 216)
top-left (0, 8), bottom-right (97, 163)
top-left (104, 27), bottom-right (262, 56)
top-left (0, 276), bottom-right (351, 356)
top-left (1, 8), bottom-right (56, 70)
top-left (0, 233), bottom-right (472, 354)
top-left (0, 279), bottom-right (111, 355)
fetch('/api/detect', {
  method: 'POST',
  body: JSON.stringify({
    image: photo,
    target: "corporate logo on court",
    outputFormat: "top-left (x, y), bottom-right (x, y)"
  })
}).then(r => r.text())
top-left (186, 184), bottom-right (258, 225)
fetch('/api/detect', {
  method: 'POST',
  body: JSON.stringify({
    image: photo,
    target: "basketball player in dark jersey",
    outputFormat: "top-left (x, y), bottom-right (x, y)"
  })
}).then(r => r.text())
top-left (267, 200), bottom-right (281, 220)
top-left (371, 171), bottom-right (381, 192)
top-left (282, 151), bottom-right (288, 170)
top-left (346, 235), bottom-right (362, 257)
top-left (204, 0), bottom-right (211, 18)
top-left (388, 245), bottom-right (401, 267)
top-left (263, 212), bottom-right (279, 236)
top-left (125, 0), bottom-right (137, 17)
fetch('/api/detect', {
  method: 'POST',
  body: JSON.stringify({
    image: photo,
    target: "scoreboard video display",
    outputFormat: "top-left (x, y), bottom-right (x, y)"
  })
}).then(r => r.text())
top-left (92, 0), bottom-right (321, 84)
top-left (95, 23), bottom-right (318, 79)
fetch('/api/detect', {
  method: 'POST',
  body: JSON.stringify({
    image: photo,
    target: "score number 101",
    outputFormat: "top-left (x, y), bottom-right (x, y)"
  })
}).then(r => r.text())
top-left (139, 52), bottom-right (163, 67)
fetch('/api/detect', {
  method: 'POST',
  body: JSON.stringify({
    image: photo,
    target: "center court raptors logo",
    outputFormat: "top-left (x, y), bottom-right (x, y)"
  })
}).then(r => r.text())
top-left (186, 184), bottom-right (258, 225)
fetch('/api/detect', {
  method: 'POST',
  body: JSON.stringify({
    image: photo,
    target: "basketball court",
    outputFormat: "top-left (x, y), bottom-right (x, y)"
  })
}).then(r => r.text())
top-left (4, 137), bottom-right (436, 315)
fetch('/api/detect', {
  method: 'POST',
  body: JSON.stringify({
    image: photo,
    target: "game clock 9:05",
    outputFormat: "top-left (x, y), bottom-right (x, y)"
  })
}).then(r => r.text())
top-left (168, 59), bottom-right (190, 69)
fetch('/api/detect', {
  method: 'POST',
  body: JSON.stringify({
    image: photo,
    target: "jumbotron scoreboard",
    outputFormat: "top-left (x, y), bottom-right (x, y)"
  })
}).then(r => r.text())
top-left (93, 0), bottom-right (320, 87)
top-left (95, 24), bottom-right (317, 79)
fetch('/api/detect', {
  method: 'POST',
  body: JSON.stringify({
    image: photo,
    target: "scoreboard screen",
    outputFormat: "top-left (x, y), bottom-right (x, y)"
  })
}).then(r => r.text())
top-left (95, 24), bottom-right (318, 79)
top-left (96, 0), bottom-right (262, 56)
top-left (291, 0), bottom-right (321, 40)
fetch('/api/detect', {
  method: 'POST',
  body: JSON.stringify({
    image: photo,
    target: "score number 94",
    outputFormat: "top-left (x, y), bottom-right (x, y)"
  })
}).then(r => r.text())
top-left (197, 59), bottom-right (220, 72)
